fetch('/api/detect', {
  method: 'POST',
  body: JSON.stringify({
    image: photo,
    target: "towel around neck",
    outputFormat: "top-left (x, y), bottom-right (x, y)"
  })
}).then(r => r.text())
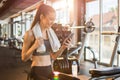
top-left (32, 23), bottom-right (61, 53)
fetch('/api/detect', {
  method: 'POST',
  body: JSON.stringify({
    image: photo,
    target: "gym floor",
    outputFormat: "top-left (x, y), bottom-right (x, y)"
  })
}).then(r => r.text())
top-left (0, 62), bottom-right (30, 80)
top-left (0, 61), bottom-right (96, 80)
top-left (0, 61), bottom-right (119, 80)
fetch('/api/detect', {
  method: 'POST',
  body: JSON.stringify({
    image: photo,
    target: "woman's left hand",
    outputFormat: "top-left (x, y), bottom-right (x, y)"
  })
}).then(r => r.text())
top-left (63, 37), bottom-right (73, 48)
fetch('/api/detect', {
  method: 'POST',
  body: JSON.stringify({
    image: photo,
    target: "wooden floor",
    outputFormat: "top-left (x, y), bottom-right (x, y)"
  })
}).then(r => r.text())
top-left (0, 61), bottom-right (120, 80)
top-left (0, 61), bottom-right (94, 80)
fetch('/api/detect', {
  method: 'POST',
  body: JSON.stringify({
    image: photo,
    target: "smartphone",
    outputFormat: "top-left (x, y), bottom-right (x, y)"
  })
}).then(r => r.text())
top-left (63, 33), bottom-right (74, 44)
top-left (66, 33), bottom-right (74, 39)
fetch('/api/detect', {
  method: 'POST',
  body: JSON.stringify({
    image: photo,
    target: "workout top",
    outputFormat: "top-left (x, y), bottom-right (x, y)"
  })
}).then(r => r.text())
top-left (33, 39), bottom-right (52, 56)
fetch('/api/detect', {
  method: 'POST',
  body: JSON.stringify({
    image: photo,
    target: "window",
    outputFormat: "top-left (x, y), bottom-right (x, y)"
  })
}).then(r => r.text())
top-left (85, 0), bottom-right (118, 66)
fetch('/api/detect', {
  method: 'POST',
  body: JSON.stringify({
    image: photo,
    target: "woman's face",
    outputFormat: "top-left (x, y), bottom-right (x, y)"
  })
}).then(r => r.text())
top-left (40, 12), bottom-right (56, 29)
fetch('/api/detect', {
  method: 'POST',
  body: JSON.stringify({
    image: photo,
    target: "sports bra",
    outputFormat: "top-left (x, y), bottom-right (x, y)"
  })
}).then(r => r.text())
top-left (33, 39), bottom-right (52, 56)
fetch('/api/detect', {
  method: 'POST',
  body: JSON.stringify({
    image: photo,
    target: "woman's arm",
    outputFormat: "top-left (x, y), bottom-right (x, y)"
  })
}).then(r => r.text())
top-left (50, 37), bottom-right (72, 60)
top-left (21, 30), bottom-right (35, 62)
top-left (21, 30), bottom-right (44, 62)
top-left (50, 45), bottom-right (66, 60)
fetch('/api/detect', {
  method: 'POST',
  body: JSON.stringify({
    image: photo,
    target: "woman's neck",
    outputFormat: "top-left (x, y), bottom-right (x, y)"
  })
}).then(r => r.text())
top-left (39, 22), bottom-right (47, 33)
top-left (39, 22), bottom-right (48, 39)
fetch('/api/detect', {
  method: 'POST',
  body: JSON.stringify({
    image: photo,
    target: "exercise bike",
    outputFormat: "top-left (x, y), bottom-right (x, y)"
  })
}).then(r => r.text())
top-left (89, 27), bottom-right (120, 80)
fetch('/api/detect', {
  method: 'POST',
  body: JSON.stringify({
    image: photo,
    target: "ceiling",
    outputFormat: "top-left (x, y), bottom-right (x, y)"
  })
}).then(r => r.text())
top-left (0, 0), bottom-right (96, 20)
top-left (0, 0), bottom-right (40, 20)
top-left (86, 0), bottom-right (95, 2)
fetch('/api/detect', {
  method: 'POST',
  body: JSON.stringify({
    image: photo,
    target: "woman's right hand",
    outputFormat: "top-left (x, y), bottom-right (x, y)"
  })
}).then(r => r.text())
top-left (33, 37), bottom-right (44, 49)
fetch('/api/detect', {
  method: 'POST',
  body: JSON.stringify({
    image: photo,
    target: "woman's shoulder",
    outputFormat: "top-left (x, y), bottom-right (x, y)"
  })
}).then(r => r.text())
top-left (24, 29), bottom-right (35, 41)
top-left (25, 30), bottom-right (33, 36)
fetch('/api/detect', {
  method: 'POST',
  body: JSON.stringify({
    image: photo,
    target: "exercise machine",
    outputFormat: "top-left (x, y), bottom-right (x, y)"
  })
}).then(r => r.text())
top-left (53, 19), bottom-right (96, 74)
top-left (89, 27), bottom-right (120, 80)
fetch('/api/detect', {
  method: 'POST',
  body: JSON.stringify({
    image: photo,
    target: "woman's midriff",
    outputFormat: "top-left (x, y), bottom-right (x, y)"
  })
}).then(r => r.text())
top-left (31, 55), bottom-right (51, 67)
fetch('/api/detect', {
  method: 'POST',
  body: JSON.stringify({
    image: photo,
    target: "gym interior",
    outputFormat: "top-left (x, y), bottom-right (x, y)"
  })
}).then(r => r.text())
top-left (0, 0), bottom-right (120, 80)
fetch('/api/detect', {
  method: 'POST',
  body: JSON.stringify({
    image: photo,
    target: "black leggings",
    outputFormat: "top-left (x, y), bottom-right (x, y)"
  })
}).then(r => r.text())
top-left (31, 66), bottom-right (54, 80)
top-left (31, 66), bottom-right (80, 80)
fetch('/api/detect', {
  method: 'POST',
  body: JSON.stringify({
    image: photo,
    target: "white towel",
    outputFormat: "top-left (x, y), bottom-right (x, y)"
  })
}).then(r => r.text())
top-left (32, 23), bottom-right (61, 53)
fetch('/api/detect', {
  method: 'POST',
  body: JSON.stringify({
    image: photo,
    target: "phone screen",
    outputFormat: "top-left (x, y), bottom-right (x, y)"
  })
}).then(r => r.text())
top-left (63, 33), bottom-right (74, 44)
top-left (67, 33), bottom-right (74, 39)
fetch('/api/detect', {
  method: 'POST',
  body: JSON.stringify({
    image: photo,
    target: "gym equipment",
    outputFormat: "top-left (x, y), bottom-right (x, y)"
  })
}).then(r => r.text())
top-left (53, 19), bottom-right (95, 74)
top-left (58, 72), bottom-right (80, 80)
top-left (84, 46), bottom-right (98, 69)
top-left (102, 32), bottom-right (120, 67)
top-left (89, 67), bottom-right (120, 80)
top-left (89, 27), bottom-right (120, 80)
top-left (53, 57), bottom-right (79, 74)
top-left (117, 50), bottom-right (120, 66)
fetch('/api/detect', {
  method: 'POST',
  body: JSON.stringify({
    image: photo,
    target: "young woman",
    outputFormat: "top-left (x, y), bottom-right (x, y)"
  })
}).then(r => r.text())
top-left (21, 3), bottom-right (72, 80)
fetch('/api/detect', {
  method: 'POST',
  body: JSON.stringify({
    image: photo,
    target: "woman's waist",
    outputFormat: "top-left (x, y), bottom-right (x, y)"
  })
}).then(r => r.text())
top-left (31, 55), bottom-right (51, 67)
top-left (33, 51), bottom-right (50, 56)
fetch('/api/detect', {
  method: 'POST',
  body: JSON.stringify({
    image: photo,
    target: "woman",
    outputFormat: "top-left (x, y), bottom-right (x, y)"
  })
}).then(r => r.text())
top-left (21, 3), bottom-right (72, 80)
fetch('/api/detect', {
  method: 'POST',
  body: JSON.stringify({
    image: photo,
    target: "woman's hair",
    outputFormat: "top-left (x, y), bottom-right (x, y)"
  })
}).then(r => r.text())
top-left (30, 4), bottom-right (55, 29)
